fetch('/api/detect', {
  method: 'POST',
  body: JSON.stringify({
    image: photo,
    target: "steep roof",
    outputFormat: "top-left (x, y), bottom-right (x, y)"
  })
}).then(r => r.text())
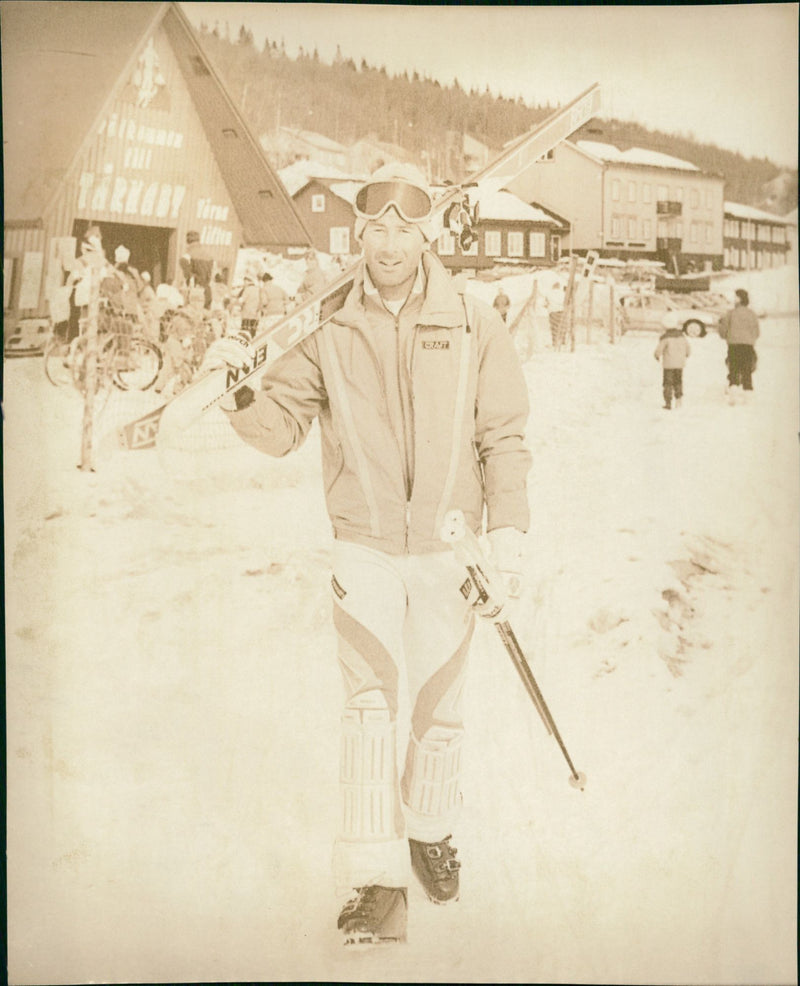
top-left (1, 1), bottom-right (310, 247)
top-left (2, 0), bottom-right (161, 222)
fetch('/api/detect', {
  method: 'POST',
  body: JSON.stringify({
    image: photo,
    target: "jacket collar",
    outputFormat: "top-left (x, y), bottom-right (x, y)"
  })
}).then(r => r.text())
top-left (335, 250), bottom-right (465, 330)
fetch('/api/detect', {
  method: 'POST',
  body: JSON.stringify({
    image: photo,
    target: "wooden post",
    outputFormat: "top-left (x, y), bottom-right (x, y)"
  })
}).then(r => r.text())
top-left (563, 255), bottom-right (579, 352)
top-left (608, 281), bottom-right (616, 344)
top-left (79, 266), bottom-right (101, 471)
top-left (586, 277), bottom-right (595, 344)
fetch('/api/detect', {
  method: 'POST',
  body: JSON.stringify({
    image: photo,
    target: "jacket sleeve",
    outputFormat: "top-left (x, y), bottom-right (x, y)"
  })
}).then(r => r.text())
top-left (471, 299), bottom-right (532, 533)
top-left (224, 336), bottom-right (327, 457)
top-left (718, 312), bottom-right (730, 340)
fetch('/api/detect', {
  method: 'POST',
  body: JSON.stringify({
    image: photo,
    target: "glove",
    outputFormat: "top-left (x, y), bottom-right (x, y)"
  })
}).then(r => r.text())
top-left (487, 527), bottom-right (527, 601)
top-left (197, 336), bottom-right (251, 377)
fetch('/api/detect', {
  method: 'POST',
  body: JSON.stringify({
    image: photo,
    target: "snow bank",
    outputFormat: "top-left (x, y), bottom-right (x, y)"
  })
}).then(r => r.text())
top-left (3, 266), bottom-right (797, 985)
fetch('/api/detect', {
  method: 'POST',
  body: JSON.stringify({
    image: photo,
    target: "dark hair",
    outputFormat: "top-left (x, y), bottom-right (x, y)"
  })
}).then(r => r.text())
top-left (735, 288), bottom-right (749, 306)
top-left (261, 272), bottom-right (273, 282)
top-left (186, 230), bottom-right (200, 244)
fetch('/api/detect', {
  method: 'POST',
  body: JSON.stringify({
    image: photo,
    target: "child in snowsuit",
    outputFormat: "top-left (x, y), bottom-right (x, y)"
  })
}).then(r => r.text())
top-left (654, 315), bottom-right (691, 409)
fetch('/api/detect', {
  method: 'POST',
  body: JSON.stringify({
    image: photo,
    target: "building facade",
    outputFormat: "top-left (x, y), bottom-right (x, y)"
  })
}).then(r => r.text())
top-left (2, 1), bottom-right (309, 329)
top-left (723, 202), bottom-right (792, 270)
top-left (507, 139), bottom-right (726, 275)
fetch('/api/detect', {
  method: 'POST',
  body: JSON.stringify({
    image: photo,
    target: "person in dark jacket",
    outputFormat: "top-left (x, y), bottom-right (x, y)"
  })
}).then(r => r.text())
top-left (718, 288), bottom-right (760, 402)
top-left (179, 231), bottom-right (213, 309)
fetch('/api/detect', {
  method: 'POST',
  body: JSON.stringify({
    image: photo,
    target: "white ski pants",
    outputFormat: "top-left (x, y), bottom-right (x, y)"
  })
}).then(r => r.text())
top-left (330, 539), bottom-right (475, 892)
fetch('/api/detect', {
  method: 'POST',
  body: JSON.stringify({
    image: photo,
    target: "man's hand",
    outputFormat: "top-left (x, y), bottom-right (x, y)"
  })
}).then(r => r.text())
top-left (197, 336), bottom-right (251, 377)
top-left (487, 527), bottom-right (527, 601)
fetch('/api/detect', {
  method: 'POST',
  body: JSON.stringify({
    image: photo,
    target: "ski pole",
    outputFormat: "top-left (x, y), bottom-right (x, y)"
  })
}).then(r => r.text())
top-left (441, 510), bottom-right (587, 791)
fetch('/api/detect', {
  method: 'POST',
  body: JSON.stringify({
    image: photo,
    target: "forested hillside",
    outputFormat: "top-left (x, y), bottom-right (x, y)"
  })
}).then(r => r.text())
top-left (195, 21), bottom-right (797, 214)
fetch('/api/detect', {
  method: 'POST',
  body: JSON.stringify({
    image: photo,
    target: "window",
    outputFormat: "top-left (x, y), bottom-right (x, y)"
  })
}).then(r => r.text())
top-left (642, 184), bottom-right (651, 204)
top-left (611, 179), bottom-right (621, 202)
top-left (529, 231), bottom-right (546, 258)
top-left (690, 222), bottom-right (699, 243)
top-left (643, 219), bottom-right (652, 239)
top-left (627, 218), bottom-right (637, 239)
top-left (484, 230), bottom-right (502, 256)
top-left (329, 227), bottom-right (350, 255)
top-left (437, 230), bottom-right (455, 256)
top-left (611, 217), bottom-right (621, 238)
top-left (705, 189), bottom-right (712, 209)
top-left (705, 224), bottom-right (712, 244)
top-left (657, 184), bottom-right (668, 201)
top-left (690, 189), bottom-right (699, 209)
top-left (461, 236), bottom-right (479, 257)
top-left (507, 231), bottom-right (524, 257)
top-left (674, 186), bottom-right (683, 202)
top-left (311, 193), bottom-right (325, 213)
top-left (676, 221), bottom-right (683, 239)
top-left (628, 182), bottom-right (636, 203)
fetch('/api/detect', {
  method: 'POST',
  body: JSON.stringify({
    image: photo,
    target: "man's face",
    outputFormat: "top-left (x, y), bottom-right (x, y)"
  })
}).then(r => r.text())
top-left (361, 207), bottom-right (426, 300)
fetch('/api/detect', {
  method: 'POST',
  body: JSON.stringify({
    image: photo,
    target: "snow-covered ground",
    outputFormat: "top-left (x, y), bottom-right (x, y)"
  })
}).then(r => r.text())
top-left (4, 267), bottom-right (798, 985)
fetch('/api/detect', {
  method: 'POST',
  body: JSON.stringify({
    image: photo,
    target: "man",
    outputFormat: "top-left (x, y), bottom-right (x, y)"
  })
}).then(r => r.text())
top-left (200, 163), bottom-right (532, 945)
top-left (179, 230), bottom-right (214, 309)
top-left (718, 288), bottom-right (760, 403)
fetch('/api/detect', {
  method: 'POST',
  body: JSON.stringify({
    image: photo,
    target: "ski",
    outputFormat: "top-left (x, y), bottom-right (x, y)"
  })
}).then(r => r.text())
top-left (440, 509), bottom-right (587, 791)
top-left (113, 83), bottom-right (601, 452)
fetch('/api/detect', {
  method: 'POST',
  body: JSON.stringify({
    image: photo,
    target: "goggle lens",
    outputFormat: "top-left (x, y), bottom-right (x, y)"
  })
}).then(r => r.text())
top-left (354, 181), bottom-right (432, 222)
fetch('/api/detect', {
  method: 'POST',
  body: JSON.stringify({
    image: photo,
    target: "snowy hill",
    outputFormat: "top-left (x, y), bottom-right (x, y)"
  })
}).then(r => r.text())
top-left (4, 268), bottom-right (798, 984)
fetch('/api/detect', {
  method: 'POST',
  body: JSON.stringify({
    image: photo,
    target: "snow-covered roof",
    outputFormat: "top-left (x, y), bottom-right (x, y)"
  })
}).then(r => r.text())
top-left (432, 181), bottom-right (556, 224)
top-left (279, 127), bottom-right (348, 154)
top-left (279, 161), bottom-right (362, 197)
top-left (575, 140), bottom-right (699, 172)
top-left (724, 201), bottom-right (793, 224)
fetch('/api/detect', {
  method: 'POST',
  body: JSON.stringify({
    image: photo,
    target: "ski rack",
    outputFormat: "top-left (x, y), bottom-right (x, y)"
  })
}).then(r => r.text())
top-left (114, 83), bottom-right (601, 452)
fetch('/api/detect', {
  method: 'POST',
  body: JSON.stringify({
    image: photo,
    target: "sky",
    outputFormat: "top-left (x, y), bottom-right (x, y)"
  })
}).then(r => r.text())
top-left (180, 3), bottom-right (799, 169)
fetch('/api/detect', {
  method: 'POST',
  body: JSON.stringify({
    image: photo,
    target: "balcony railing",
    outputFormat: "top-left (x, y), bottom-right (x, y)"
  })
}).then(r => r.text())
top-left (656, 200), bottom-right (682, 216)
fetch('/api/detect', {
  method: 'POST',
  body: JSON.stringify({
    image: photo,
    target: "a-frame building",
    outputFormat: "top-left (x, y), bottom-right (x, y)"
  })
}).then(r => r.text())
top-left (2, 1), bottom-right (311, 327)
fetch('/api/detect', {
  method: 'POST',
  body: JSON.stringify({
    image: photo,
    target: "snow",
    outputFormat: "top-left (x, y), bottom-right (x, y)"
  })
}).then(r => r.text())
top-left (4, 267), bottom-right (798, 985)
top-left (576, 140), bottom-right (701, 172)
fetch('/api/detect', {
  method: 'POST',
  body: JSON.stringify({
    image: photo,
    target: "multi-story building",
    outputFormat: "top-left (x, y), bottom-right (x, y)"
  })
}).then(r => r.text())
top-left (507, 139), bottom-right (726, 275)
top-left (723, 202), bottom-right (792, 270)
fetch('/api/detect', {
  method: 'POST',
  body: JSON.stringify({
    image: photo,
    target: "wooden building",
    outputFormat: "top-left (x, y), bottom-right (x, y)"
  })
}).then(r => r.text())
top-left (723, 202), bottom-right (792, 271)
top-left (434, 184), bottom-right (567, 273)
top-left (290, 179), bottom-right (362, 258)
top-left (2, 1), bottom-right (310, 331)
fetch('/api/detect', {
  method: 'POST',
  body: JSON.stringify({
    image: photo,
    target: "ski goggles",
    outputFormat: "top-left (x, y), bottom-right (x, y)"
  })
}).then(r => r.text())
top-left (354, 180), bottom-right (433, 223)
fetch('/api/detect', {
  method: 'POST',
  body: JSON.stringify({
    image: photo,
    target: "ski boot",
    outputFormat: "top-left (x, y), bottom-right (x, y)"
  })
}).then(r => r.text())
top-left (337, 885), bottom-right (407, 946)
top-left (409, 835), bottom-right (461, 904)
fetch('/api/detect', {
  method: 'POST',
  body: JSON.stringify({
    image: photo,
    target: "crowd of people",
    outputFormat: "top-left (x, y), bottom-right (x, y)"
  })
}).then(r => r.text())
top-left (54, 228), bottom-right (331, 397)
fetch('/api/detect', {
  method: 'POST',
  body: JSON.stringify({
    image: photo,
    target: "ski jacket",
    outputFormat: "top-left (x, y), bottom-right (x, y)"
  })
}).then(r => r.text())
top-left (227, 251), bottom-right (532, 554)
top-left (654, 329), bottom-right (691, 368)
top-left (718, 305), bottom-right (760, 345)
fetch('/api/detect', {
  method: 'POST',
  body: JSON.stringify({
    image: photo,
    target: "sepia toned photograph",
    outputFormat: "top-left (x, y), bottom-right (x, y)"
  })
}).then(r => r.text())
top-left (3, 2), bottom-right (798, 983)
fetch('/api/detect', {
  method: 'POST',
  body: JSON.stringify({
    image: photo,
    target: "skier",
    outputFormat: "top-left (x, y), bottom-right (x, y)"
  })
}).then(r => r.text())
top-left (718, 288), bottom-right (760, 403)
top-left (197, 162), bottom-right (532, 945)
top-left (654, 313), bottom-right (691, 409)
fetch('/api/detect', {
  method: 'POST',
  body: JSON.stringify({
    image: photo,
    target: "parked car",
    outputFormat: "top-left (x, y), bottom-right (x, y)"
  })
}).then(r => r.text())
top-left (4, 318), bottom-right (51, 357)
top-left (618, 292), bottom-right (720, 337)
